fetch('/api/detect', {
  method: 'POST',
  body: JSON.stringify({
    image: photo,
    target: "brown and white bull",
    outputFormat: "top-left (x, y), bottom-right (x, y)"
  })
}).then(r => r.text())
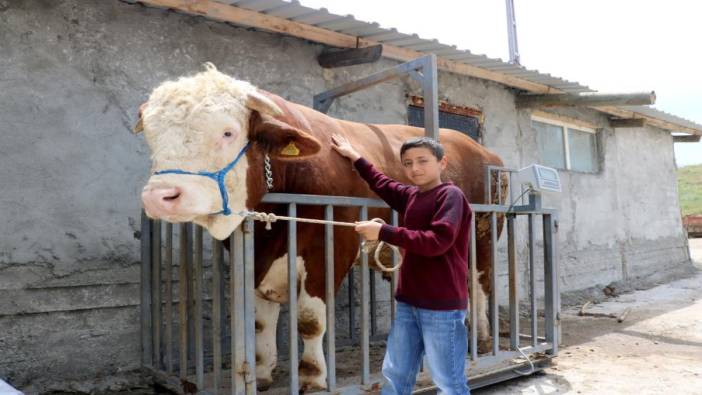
top-left (137, 64), bottom-right (505, 390)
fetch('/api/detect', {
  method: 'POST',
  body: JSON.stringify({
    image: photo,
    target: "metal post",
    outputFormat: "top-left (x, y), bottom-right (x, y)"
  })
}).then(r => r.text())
top-left (490, 212), bottom-right (499, 355)
top-left (505, 0), bottom-right (521, 64)
top-left (469, 213), bottom-right (478, 361)
top-left (360, 206), bottom-right (370, 385)
top-left (528, 214), bottom-right (537, 348)
top-left (231, 228), bottom-right (246, 394)
top-left (140, 211), bottom-right (153, 367)
top-left (152, 220), bottom-right (162, 369)
top-left (164, 223), bottom-right (173, 373)
top-left (370, 268), bottom-right (377, 337)
top-left (390, 211), bottom-right (399, 322)
top-left (288, 203), bottom-right (299, 394)
top-left (212, 238), bottom-right (223, 392)
top-left (194, 226), bottom-right (204, 389)
top-left (324, 205), bottom-right (337, 390)
top-left (348, 267), bottom-right (356, 344)
top-left (178, 223), bottom-right (189, 379)
top-left (243, 218), bottom-right (257, 394)
top-left (422, 54), bottom-right (439, 140)
top-left (508, 215), bottom-right (519, 350)
top-left (543, 214), bottom-right (559, 354)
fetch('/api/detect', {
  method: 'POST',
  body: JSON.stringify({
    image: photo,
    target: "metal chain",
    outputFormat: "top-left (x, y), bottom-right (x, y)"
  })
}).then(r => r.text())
top-left (264, 154), bottom-right (273, 190)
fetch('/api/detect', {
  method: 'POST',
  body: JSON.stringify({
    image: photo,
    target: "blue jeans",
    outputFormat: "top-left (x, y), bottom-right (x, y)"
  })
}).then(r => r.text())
top-left (381, 302), bottom-right (470, 395)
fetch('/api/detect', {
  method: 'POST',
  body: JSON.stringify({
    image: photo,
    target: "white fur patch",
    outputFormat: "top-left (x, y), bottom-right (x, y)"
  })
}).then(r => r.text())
top-left (255, 255), bottom-right (328, 390)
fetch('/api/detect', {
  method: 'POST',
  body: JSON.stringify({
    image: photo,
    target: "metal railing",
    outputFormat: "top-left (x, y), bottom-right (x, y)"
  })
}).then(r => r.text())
top-left (140, 188), bottom-right (559, 393)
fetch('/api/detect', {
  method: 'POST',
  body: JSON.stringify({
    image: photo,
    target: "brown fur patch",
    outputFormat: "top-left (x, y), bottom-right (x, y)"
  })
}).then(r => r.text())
top-left (298, 309), bottom-right (322, 339)
top-left (299, 359), bottom-right (321, 376)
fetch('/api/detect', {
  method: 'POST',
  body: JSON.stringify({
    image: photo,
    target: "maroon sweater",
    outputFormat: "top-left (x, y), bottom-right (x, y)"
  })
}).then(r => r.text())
top-left (354, 158), bottom-right (471, 310)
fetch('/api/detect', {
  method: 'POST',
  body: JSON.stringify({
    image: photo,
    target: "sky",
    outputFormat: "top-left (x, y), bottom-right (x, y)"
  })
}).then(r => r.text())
top-left (299, 0), bottom-right (702, 167)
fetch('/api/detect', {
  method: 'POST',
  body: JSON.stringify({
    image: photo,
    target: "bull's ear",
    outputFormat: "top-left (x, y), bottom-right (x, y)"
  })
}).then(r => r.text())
top-left (246, 90), bottom-right (284, 117)
top-left (251, 112), bottom-right (321, 160)
top-left (133, 102), bottom-right (148, 134)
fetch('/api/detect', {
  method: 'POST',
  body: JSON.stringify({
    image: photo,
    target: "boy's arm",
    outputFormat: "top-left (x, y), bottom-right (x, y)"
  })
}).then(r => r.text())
top-left (353, 158), bottom-right (412, 212)
top-left (331, 134), bottom-right (411, 212)
top-left (378, 188), bottom-right (470, 257)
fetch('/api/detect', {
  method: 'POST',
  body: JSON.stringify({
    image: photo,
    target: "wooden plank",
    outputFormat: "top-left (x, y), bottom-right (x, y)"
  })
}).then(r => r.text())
top-left (673, 134), bottom-right (701, 143)
top-left (532, 110), bottom-right (598, 131)
top-left (517, 92), bottom-right (655, 108)
top-left (318, 45), bottom-right (382, 68)
top-left (609, 118), bottom-right (646, 128)
top-left (136, 0), bottom-right (702, 136)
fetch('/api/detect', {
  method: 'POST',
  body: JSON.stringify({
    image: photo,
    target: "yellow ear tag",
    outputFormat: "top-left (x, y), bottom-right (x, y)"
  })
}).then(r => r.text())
top-left (280, 141), bottom-right (300, 156)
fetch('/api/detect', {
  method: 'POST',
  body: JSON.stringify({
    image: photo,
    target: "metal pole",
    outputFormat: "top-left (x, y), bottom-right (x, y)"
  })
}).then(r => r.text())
top-left (288, 203), bottom-right (299, 394)
top-left (528, 214), bottom-right (537, 348)
top-left (194, 226), bottom-right (204, 389)
top-left (543, 214), bottom-right (559, 354)
top-left (243, 218), bottom-right (257, 394)
top-left (140, 211), bottom-right (153, 367)
top-left (325, 205), bottom-right (337, 390)
top-left (152, 220), bottom-right (162, 370)
top-left (164, 223), bottom-right (173, 373)
top-left (508, 215), bottom-right (519, 350)
top-left (422, 54), bottom-right (439, 141)
top-left (231, 227), bottom-right (246, 394)
top-left (360, 206), bottom-right (370, 384)
top-left (505, 0), bottom-right (521, 64)
top-left (178, 223), bottom-right (189, 378)
top-left (212, 238), bottom-right (223, 392)
top-left (390, 211), bottom-right (399, 322)
top-left (469, 213), bottom-right (478, 361)
top-left (490, 212), bottom-right (499, 356)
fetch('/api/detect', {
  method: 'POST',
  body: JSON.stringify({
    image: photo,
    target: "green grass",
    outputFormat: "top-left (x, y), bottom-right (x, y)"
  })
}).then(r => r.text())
top-left (678, 164), bottom-right (702, 216)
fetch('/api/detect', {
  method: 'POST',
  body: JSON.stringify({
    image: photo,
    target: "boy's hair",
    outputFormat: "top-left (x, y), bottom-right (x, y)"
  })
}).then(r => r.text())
top-left (400, 137), bottom-right (445, 160)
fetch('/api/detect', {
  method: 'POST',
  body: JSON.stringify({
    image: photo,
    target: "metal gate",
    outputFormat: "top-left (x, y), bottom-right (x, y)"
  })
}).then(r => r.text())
top-left (139, 184), bottom-right (559, 394)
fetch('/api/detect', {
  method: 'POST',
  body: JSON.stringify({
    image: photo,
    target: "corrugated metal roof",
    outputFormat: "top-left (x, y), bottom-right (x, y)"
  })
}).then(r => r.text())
top-left (219, 0), bottom-right (594, 94)
top-left (199, 1), bottom-right (702, 132)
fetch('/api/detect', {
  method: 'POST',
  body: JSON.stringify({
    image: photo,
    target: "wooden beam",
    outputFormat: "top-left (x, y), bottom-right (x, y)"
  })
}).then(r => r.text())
top-left (136, 0), bottom-right (701, 136)
top-left (531, 110), bottom-right (598, 131)
top-left (137, 0), bottom-right (557, 93)
top-left (673, 135), bottom-right (701, 143)
top-left (609, 118), bottom-right (646, 128)
top-left (517, 92), bottom-right (656, 108)
top-left (318, 45), bottom-right (383, 68)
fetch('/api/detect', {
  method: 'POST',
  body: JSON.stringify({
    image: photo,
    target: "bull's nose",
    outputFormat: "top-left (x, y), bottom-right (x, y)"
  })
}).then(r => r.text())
top-left (142, 185), bottom-right (182, 218)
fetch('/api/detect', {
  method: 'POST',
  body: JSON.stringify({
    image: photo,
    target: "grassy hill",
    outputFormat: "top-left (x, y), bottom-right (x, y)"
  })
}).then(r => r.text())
top-left (678, 164), bottom-right (702, 216)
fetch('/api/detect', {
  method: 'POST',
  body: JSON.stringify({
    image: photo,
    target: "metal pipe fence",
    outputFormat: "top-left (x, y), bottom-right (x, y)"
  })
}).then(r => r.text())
top-left (140, 191), bottom-right (559, 394)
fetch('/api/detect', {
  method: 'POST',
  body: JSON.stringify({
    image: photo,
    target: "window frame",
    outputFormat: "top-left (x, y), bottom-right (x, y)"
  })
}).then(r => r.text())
top-left (532, 115), bottom-right (598, 173)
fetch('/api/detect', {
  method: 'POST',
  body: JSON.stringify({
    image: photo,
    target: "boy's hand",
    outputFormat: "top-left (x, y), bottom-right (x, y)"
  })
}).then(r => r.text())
top-left (331, 134), bottom-right (361, 162)
top-left (354, 220), bottom-right (382, 241)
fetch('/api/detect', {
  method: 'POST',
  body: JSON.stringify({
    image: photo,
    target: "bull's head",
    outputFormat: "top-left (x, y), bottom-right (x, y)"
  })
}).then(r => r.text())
top-left (136, 63), bottom-right (320, 239)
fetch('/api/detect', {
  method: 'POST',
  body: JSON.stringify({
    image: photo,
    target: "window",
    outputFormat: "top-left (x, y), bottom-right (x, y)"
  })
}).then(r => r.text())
top-left (533, 116), bottom-right (599, 173)
top-left (407, 97), bottom-right (482, 142)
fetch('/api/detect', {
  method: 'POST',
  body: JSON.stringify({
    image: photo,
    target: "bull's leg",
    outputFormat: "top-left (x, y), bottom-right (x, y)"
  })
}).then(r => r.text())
top-left (297, 288), bottom-right (327, 391)
top-left (475, 272), bottom-right (492, 354)
top-left (255, 294), bottom-right (280, 391)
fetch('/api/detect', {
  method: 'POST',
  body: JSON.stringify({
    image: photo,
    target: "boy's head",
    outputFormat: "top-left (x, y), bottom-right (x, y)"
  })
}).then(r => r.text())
top-left (400, 137), bottom-right (448, 190)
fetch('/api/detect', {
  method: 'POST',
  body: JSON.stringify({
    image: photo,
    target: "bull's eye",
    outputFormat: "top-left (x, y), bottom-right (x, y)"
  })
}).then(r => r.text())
top-left (224, 131), bottom-right (233, 137)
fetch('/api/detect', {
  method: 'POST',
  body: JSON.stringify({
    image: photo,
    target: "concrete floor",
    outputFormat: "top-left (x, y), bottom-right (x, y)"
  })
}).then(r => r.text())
top-left (475, 238), bottom-right (702, 395)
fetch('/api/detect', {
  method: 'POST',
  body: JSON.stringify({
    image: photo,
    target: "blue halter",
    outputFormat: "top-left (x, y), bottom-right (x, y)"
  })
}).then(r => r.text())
top-left (154, 142), bottom-right (251, 216)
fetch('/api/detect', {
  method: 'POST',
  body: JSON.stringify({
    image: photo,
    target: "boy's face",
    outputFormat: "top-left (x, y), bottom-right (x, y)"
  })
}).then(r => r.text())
top-left (401, 147), bottom-right (448, 189)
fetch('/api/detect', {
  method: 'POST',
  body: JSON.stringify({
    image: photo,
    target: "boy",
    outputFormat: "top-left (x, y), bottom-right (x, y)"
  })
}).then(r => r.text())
top-left (331, 134), bottom-right (471, 395)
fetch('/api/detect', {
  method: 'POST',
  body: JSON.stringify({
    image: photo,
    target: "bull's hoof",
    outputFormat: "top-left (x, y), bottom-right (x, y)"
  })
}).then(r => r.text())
top-left (299, 358), bottom-right (326, 393)
top-left (477, 338), bottom-right (492, 354)
top-left (257, 378), bottom-right (273, 392)
top-left (299, 380), bottom-right (326, 393)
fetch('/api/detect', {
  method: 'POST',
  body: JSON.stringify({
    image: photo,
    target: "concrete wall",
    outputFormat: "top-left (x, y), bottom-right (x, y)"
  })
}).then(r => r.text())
top-left (0, 0), bottom-right (692, 391)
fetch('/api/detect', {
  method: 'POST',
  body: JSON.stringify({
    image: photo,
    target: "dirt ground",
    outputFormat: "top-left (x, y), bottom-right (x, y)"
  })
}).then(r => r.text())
top-left (475, 238), bottom-right (702, 395)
